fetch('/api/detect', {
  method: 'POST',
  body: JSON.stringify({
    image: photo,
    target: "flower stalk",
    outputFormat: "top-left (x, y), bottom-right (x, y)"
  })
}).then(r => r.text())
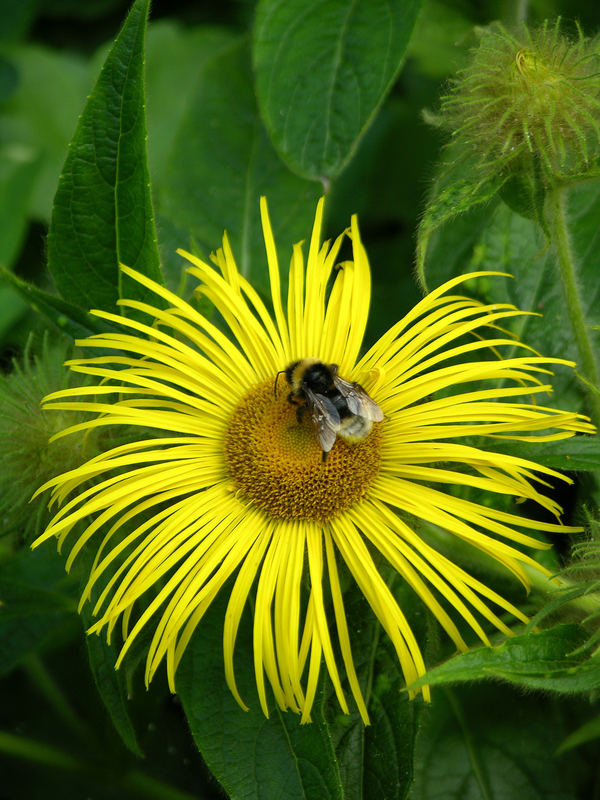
top-left (546, 185), bottom-right (600, 426)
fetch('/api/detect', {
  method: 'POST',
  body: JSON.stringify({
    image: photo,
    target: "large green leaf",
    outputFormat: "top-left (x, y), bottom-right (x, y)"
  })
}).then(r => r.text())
top-left (159, 37), bottom-right (321, 296)
top-left (253, 0), bottom-right (421, 181)
top-left (177, 592), bottom-right (343, 800)
top-left (84, 622), bottom-right (142, 758)
top-left (415, 144), bottom-right (507, 291)
top-left (409, 625), bottom-right (600, 694)
top-left (0, 548), bottom-right (78, 678)
top-left (47, 0), bottom-right (163, 314)
top-left (410, 684), bottom-right (586, 800)
top-left (327, 587), bottom-right (421, 800)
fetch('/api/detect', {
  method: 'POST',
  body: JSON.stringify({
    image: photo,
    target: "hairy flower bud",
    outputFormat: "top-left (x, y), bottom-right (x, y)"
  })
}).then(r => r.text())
top-left (0, 339), bottom-right (95, 539)
top-left (441, 20), bottom-right (600, 180)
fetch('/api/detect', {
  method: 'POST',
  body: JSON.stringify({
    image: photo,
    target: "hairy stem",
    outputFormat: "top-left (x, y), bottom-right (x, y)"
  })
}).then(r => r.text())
top-left (547, 186), bottom-right (600, 427)
top-left (525, 563), bottom-right (600, 617)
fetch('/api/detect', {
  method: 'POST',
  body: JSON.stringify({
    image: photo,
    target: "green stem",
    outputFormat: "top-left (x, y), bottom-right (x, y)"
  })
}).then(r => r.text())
top-left (524, 563), bottom-right (600, 616)
top-left (547, 186), bottom-right (600, 427)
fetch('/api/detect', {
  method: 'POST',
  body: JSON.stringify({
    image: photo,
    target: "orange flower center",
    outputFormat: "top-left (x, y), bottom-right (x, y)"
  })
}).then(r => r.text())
top-left (225, 378), bottom-right (383, 521)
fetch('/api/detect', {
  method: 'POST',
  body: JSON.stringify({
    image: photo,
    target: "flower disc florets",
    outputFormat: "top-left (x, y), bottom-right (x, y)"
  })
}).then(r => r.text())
top-left (225, 378), bottom-right (382, 521)
top-left (442, 20), bottom-right (600, 178)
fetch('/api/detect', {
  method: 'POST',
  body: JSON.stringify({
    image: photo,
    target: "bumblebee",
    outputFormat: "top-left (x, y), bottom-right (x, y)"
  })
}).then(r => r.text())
top-left (277, 359), bottom-right (385, 459)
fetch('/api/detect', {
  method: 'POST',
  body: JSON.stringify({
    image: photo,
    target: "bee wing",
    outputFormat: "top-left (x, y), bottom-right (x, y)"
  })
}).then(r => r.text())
top-left (305, 388), bottom-right (340, 452)
top-left (333, 375), bottom-right (385, 422)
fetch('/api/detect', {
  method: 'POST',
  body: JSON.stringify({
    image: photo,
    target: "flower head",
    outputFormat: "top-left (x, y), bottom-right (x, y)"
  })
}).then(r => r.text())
top-left (34, 198), bottom-right (593, 722)
top-left (441, 20), bottom-right (600, 178)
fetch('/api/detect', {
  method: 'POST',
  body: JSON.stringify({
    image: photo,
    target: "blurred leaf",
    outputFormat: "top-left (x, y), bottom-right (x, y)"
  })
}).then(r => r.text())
top-left (0, 0), bottom-right (37, 43)
top-left (144, 21), bottom-right (237, 292)
top-left (492, 435), bottom-right (600, 472)
top-left (409, 625), bottom-right (600, 694)
top-left (407, 0), bottom-right (472, 78)
top-left (557, 713), bottom-right (600, 754)
top-left (159, 37), bottom-right (321, 296)
top-left (411, 684), bottom-right (587, 799)
top-left (0, 45), bottom-right (90, 221)
top-left (0, 142), bottom-right (40, 268)
top-left (38, 0), bottom-right (128, 19)
top-left (177, 591), bottom-right (343, 800)
top-left (0, 267), bottom-right (113, 338)
top-left (0, 548), bottom-right (78, 678)
top-left (145, 21), bottom-right (234, 185)
top-left (253, 0), bottom-right (421, 180)
top-left (0, 56), bottom-right (19, 101)
top-left (84, 626), bottom-right (142, 757)
top-left (47, 0), bottom-right (163, 314)
top-left (0, 285), bottom-right (28, 340)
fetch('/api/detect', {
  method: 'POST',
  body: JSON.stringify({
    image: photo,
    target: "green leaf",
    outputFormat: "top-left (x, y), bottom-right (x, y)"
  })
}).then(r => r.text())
top-left (144, 21), bottom-right (237, 292)
top-left (159, 37), bottom-right (321, 296)
top-left (364, 648), bottom-right (421, 800)
top-left (0, 55), bottom-right (19, 102)
top-left (0, 44), bottom-right (91, 221)
top-left (557, 713), bottom-right (600, 754)
top-left (409, 625), bottom-right (600, 694)
top-left (145, 21), bottom-right (235, 185)
top-left (416, 142), bottom-right (507, 290)
top-left (0, 547), bottom-right (78, 678)
top-left (327, 588), bottom-right (421, 800)
top-left (47, 0), bottom-right (163, 314)
top-left (411, 684), bottom-right (586, 800)
top-left (84, 628), bottom-right (143, 757)
top-left (407, 0), bottom-right (472, 78)
top-left (491, 435), bottom-right (600, 472)
top-left (0, 284), bottom-right (28, 339)
top-left (0, 142), bottom-right (40, 268)
top-left (0, 267), bottom-right (114, 339)
top-left (253, 0), bottom-right (421, 180)
top-left (177, 591), bottom-right (343, 800)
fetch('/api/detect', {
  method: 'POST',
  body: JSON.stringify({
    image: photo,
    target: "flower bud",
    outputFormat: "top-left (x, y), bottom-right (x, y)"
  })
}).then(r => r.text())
top-left (441, 20), bottom-right (600, 180)
top-left (0, 339), bottom-right (96, 540)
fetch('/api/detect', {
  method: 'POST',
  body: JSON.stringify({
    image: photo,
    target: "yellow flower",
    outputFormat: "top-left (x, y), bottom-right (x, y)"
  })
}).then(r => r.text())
top-left (33, 198), bottom-right (593, 723)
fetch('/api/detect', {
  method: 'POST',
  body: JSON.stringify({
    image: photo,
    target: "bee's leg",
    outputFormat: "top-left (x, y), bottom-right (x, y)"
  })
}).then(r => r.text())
top-left (296, 404), bottom-right (307, 424)
top-left (321, 450), bottom-right (328, 463)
